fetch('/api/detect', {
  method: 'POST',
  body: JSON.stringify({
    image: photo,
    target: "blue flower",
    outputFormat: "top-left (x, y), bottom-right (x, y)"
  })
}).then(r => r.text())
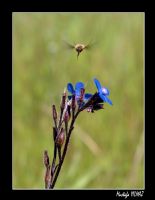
top-left (67, 79), bottom-right (112, 113)
top-left (67, 82), bottom-right (92, 101)
top-left (94, 78), bottom-right (113, 105)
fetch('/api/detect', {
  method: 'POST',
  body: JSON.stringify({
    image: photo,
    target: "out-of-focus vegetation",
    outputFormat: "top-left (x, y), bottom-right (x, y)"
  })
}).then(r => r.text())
top-left (13, 12), bottom-right (144, 189)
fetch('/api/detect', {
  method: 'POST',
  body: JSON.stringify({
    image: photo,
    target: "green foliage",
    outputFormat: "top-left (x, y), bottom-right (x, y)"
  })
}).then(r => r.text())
top-left (13, 12), bottom-right (144, 189)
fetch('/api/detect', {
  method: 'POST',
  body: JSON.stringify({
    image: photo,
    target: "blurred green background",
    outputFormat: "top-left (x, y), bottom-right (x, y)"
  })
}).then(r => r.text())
top-left (13, 12), bottom-right (144, 189)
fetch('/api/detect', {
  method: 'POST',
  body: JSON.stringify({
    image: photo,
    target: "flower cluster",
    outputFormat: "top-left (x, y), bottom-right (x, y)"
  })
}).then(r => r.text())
top-left (44, 77), bottom-right (112, 189)
top-left (67, 78), bottom-right (112, 113)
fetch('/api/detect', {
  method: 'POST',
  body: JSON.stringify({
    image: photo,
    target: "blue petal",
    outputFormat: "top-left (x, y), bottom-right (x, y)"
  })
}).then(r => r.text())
top-left (102, 94), bottom-right (113, 105)
top-left (84, 93), bottom-right (93, 100)
top-left (99, 92), bottom-right (107, 102)
top-left (106, 97), bottom-right (113, 105)
top-left (67, 83), bottom-right (75, 94)
top-left (75, 82), bottom-right (84, 97)
top-left (94, 78), bottom-right (102, 92)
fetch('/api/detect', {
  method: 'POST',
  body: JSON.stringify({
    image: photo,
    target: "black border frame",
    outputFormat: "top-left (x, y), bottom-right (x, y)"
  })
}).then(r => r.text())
top-left (1, 0), bottom-right (148, 197)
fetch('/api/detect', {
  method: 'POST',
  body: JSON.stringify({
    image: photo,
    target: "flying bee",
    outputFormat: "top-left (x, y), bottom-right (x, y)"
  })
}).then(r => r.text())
top-left (64, 41), bottom-right (94, 59)
top-left (74, 43), bottom-right (89, 59)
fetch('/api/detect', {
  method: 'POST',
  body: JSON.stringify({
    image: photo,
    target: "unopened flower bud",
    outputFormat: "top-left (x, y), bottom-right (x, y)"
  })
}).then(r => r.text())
top-left (79, 88), bottom-right (85, 102)
top-left (56, 128), bottom-right (65, 148)
top-left (44, 150), bottom-right (49, 168)
top-left (52, 105), bottom-right (57, 121)
top-left (64, 105), bottom-right (71, 122)
top-left (61, 89), bottom-right (67, 110)
top-left (44, 165), bottom-right (51, 189)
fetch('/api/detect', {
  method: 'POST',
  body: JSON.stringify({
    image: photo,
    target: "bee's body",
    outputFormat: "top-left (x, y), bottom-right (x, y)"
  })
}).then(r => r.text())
top-left (75, 44), bottom-right (85, 52)
top-left (64, 41), bottom-right (93, 59)
top-left (74, 44), bottom-right (87, 59)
